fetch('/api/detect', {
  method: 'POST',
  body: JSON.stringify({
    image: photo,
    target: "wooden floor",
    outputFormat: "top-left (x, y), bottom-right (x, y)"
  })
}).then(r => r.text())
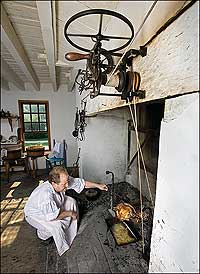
top-left (1, 171), bottom-right (149, 273)
top-left (45, 208), bottom-right (118, 273)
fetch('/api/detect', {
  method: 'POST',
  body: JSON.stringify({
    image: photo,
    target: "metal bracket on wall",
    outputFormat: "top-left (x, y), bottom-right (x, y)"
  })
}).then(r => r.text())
top-left (113, 46), bottom-right (147, 102)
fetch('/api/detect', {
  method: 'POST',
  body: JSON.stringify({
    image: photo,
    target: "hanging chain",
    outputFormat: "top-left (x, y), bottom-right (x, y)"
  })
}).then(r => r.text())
top-left (72, 101), bottom-right (87, 141)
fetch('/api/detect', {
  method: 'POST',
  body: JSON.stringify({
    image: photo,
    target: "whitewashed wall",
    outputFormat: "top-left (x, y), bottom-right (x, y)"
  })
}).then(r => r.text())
top-left (78, 107), bottom-right (132, 184)
top-left (149, 93), bottom-right (199, 273)
top-left (1, 83), bottom-right (78, 167)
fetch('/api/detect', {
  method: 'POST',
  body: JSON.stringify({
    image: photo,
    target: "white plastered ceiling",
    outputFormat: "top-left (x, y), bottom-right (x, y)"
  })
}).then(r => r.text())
top-left (1, 0), bottom-right (189, 92)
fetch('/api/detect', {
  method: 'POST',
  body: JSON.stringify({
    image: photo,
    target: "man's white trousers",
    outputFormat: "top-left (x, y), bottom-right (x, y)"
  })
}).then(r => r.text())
top-left (25, 196), bottom-right (78, 256)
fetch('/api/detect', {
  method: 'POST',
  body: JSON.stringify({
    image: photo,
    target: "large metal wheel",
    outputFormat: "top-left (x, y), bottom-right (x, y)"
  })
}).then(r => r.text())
top-left (64, 9), bottom-right (134, 53)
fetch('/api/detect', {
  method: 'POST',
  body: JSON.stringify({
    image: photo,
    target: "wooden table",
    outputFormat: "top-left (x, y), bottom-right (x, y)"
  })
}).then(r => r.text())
top-left (26, 155), bottom-right (44, 178)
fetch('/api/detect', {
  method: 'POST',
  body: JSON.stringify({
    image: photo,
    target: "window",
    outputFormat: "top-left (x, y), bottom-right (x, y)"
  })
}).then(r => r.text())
top-left (19, 100), bottom-right (51, 151)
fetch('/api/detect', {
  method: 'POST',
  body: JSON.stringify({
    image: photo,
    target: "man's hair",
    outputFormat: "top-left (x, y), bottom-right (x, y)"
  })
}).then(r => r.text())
top-left (48, 166), bottom-right (68, 184)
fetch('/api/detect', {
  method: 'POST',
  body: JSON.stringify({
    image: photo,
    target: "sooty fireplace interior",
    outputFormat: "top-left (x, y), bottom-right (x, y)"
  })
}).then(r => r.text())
top-left (66, 180), bottom-right (153, 268)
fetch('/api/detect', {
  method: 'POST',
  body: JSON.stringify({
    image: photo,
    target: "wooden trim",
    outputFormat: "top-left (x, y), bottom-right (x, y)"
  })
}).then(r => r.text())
top-left (18, 100), bottom-right (49, 104)
top-left (18, 100), bottom-right (51, 151)
top-left (18, 101), bottom-right (25, 152)
top-left (46, 101), bottom-right (51, 151)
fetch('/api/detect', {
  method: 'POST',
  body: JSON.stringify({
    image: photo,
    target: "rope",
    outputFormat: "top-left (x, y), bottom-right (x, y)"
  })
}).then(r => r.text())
top-left (106, 0), bottom-right (158, 85)
top-left (129, 98), bottom-right (144, 254)
top-left (127, 3), bottom-right (159, 244)
top-left (134, 98), bottom-right (144, 254)
top-left (128, 103), bottom-right (154, 207)
top-left (138, 144), bottom-right (154, 206)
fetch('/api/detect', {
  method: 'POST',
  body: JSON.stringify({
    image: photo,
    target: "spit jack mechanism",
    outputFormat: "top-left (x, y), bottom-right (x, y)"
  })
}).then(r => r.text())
top-left (64, 9), bottom-right (147, 102)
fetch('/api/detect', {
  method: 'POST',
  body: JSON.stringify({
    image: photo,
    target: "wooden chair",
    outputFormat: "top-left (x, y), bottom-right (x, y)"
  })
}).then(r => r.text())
top-left (3, 155), bottom-right (28, 183)
top-left (45, 139), bottom-right (67, 170)
top-left (46, 157), bottom-right (65, 169)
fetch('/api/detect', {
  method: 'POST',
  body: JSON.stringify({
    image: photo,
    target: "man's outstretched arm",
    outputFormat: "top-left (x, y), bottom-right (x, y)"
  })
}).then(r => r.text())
top-left (84, 181), bottom-right (108, 191)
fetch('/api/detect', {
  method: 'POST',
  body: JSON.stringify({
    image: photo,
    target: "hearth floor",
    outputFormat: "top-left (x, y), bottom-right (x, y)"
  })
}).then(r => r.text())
top-left (1, 171), bottom-right (149, 273)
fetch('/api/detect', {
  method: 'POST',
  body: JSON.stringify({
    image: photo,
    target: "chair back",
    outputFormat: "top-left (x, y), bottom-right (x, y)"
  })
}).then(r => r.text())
top-left (51, 139), bottom-right (67, 167)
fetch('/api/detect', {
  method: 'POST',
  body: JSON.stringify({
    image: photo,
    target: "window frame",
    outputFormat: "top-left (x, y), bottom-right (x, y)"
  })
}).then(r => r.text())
top-left (18, 100), bottom-right (51, 152)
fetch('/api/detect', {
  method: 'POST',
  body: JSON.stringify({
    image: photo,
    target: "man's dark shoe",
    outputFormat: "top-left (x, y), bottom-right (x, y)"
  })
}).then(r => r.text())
top-left (39, 236), bottom-right (53, 246)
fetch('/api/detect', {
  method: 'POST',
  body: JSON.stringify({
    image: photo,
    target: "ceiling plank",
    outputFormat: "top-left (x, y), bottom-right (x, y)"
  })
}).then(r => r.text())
top-left (10, 15), bottom-right (41, 26)
top-left (15, 1), bottom-right (37, 8)
top-left (36, 1), bottom-right (58, 91)
top-left (1, 4), bottom-right (40, 91)
top-left (1, 77), bottom-right (10, 91)
top-left (1, 59), bottom-right (25, 90)
top-left (3, 1), bottom-right (38, 11)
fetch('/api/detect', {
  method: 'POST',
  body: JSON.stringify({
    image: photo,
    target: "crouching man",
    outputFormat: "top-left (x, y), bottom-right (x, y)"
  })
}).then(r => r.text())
top-left (24, 166), bottom-right (108, 256)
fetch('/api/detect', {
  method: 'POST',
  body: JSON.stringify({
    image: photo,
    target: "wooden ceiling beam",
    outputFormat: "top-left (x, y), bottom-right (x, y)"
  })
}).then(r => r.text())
top-left (1, 59), bottom-right (25, 90)
top-left (52, 1), bottom-right (57, 61)
top-left (1, 77), bottom-right (10, 91)
top-left (36, 1), bottom-right (58, 91)
top-left (1, 4), bottom-right (40, 91)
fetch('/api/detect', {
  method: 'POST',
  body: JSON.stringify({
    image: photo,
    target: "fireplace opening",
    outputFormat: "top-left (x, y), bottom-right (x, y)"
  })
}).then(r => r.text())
top-left (65, 100), bottom-right (165, 272)
top-left (124, 100), bottom-right (165, 261)
top-left (126, 101), bottom-right (165, 202)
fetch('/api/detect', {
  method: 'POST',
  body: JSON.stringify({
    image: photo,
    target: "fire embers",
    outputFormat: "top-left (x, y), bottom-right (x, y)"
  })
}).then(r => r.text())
top-left (114, 202), bottom-right (149, 223)
top-left (114, 203), bottom-right (136, 221)
top-left (132, 210), bottom-right (149, 224)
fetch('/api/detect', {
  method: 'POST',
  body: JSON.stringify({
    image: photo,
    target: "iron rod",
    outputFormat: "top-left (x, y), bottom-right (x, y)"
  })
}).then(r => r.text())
top-left (98, 93), bottom-right (121, 97)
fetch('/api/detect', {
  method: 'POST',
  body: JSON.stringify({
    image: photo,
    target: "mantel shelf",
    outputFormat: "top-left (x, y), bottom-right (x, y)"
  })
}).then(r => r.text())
top-left (1, 116), bottom-right (20, 120)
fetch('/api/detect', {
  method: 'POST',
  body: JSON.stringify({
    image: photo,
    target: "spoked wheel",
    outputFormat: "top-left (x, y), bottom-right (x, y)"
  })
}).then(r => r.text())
top-left (64, 9), bottom-right (134, 53)
top-left (88, 48), bottom-right (114, 75)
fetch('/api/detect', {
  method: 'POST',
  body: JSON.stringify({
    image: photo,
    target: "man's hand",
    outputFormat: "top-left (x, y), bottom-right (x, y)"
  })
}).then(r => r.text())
top-left (70, 211), bottom-right (77, 220)
top-left (97, 183), bottom-right (108, 191)
top-left (56, 210), bottom-right (77, 220)
top-left (85, 180), bottom-right (108, 191)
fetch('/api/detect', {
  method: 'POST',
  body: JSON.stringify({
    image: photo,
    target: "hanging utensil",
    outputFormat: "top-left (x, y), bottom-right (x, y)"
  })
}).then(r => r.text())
top-left (106, 170), bottom-right (115, 217)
